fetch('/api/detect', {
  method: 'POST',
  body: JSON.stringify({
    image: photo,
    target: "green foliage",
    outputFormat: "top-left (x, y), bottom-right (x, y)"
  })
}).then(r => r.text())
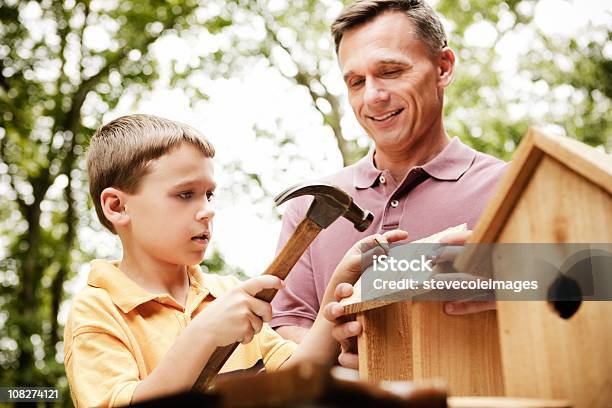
top-left (0, 0), bottom-right (610, 406)
top-left (0, 1), bottom-right (236, 405)
top-left (202, 248), bottom-right (249, 281)
top-left (437, 0), bottom-right (610, 159)
top-left (190, 0), bottom-right (609, 167)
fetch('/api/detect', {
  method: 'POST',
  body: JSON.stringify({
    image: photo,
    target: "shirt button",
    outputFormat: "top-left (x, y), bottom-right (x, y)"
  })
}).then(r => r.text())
top-left (379, 175), bottom-right (386, 184)
top-left (390, 199), bottom-right (399, 208)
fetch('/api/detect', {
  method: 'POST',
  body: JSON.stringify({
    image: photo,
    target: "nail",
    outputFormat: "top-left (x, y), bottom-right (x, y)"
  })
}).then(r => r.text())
top-left (374, 237), bottom-right (389, 253)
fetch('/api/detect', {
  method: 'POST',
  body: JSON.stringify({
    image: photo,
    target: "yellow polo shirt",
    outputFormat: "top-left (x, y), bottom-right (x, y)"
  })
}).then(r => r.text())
top-left (63, 260), bottom-right (296, 407)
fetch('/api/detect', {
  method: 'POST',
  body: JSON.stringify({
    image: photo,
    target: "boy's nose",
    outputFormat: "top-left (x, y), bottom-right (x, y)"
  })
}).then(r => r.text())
top-left (196, 202), bottom-right (215, 221)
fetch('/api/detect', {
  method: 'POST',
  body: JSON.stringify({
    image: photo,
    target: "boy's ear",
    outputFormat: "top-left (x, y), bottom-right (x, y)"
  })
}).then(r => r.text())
top-left (437, 47), bottom-right (456, 88)
top-left (100, 187), bottom-right (130, 228)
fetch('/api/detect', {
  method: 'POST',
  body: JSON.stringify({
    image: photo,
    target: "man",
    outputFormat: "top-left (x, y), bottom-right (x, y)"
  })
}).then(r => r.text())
top-left (271, 0), bottom-right (508, 344)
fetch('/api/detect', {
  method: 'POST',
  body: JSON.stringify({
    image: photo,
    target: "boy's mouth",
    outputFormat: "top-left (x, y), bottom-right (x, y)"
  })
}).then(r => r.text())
top-left (191, 232), bottom-right (210, 243)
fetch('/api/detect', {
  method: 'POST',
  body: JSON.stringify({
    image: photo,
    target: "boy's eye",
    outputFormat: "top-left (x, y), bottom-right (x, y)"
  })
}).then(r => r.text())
top-left (206, 191), bottom-right (215, 202)
top-left (178, 191), bottom-right (194, 200)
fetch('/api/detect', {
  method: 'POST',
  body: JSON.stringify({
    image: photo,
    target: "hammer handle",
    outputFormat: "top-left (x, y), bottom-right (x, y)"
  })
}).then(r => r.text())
top-left (193, 217), bottom-right (323, 391)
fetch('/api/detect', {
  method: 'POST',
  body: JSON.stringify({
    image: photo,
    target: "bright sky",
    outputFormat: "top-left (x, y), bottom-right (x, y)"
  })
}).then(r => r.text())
top-left (11, 0), bottom-right (612, 295)
top-left (102, 0), bottom-right (611, 278)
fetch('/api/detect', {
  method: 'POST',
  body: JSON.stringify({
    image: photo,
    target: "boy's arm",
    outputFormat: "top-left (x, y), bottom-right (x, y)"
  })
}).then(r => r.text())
top-left (130, 320), bottom-right (218, 402)
top-left (131, 275), bottom-right (284, 403)
top-left (66, 276), bottom-right (283, 406)
top-left (283, 230), bottom-right (409, 367)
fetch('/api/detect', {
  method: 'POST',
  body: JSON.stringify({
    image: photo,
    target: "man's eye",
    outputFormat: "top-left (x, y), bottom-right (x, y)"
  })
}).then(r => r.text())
top-left (179, 191), bottom-right (194, 200)
top-left (349, 78), bottom-right (364, 89)
top-left (206, 191), bottom-right (215, 202)
top-left (381, 70), bottom-right (400, 77)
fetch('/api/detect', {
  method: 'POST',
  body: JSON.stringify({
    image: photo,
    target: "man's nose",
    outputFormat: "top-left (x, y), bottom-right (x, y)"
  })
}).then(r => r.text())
top-left (363, 79), bottom-right (390, 106)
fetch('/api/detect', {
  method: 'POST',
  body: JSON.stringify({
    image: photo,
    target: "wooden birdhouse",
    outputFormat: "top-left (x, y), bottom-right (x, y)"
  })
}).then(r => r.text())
top-left (455, 128), bottom-right (612, 407)
top-left (342, 129), bottom-right (611, 407)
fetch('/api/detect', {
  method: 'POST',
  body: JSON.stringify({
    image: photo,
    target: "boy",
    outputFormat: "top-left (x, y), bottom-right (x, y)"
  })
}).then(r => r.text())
top-left (64, 114), bottom-right (407, 407)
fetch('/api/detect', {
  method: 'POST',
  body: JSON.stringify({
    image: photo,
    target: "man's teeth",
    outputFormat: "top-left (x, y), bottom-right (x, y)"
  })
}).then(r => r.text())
top-left (372, 109), bottom-right (402, 121)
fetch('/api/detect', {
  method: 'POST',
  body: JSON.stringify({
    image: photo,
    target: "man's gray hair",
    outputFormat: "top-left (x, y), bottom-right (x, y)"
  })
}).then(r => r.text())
top-left (331, 0), bottom-right (448, 55)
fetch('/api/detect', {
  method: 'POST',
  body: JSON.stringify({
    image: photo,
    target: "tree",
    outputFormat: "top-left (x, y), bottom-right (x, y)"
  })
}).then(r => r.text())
top-left (198, 0), bottom-right (609, 167)
top-left (437, 0), bottom-right (611, 159)
top-left (1, 0), bottom-right (609, 405)
top-left (0, 0), bottom-right (231, 403)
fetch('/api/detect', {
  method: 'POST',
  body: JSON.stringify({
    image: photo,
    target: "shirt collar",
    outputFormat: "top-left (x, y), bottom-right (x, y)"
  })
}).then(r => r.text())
top-left (87, 260), bottom-right (226, 313)
top-left (352, 137), bottom-right (475, 188)
top-left (353, 147), bottom-right (383, 189)
top-left (421, 137), bottom-right (476, 181)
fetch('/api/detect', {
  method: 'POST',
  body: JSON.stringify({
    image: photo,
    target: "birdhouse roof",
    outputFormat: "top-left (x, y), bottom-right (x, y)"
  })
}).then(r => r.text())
top-left (466, 128), bottom-right (611, 245)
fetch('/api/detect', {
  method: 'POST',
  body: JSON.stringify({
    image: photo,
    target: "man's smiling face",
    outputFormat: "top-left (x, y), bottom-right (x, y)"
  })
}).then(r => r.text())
top-left (339, 11), bottom-right (449, 153)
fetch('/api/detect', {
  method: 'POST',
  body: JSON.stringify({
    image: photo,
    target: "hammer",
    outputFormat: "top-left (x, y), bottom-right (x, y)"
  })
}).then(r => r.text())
top-left (192, 181), bottom-right (374, 391)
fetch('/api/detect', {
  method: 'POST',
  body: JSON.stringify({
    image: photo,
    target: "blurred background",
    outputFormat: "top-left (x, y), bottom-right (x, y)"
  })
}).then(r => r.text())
top-left (0, 0), bottom-right (610, 405)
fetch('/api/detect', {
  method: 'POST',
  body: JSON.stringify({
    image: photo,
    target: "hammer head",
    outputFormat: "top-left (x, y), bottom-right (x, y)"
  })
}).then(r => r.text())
top-left (274, 182), bottom-right (374, 231)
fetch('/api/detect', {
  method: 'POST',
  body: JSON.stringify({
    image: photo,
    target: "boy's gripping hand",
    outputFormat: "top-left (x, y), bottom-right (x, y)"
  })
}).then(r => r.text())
top-left (194, 275), bottom-right (284, 346)
top-left (322, 230), bottom-right (409, 369)
top-left (323, 283), bottom-right (361, 369)
top-left (330, 229), bottom-right (409, 287)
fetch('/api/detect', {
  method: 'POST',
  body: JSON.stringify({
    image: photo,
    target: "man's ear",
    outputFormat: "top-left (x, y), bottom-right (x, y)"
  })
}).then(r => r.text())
top-left (100, 187), bottom-right (130, 228)
top-left (437, 47), bottom-right (456, 88)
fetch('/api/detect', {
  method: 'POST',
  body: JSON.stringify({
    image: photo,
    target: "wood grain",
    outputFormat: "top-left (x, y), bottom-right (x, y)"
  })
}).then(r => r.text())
top-left (357, 301), bottom-right (503, 396)
top-left (342, 224), bottom-right (468, 315)
top-left (493, 155), bottom-right (612, 408)
top-left (448, 396), bottom-right (571, 408)
top-left (357, 302), bottom-right (413, 382)
top-left (456, 128), bottom-right (612, 271)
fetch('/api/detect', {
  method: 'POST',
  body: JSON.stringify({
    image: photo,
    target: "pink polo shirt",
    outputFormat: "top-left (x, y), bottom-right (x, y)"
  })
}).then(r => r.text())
top-left (270, 137), bottom-right (508, 329)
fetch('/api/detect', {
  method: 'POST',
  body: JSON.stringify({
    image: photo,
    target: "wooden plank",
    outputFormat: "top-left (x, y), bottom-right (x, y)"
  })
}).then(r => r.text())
top-left (531, 129), bottom-right (612, 194)
top-left (356, 301), bottom-right (503, 395)
top-left (357, 302), bottom-right (413, 382)
top-left (448, 396), bottom-right (571, 408)
top-left (410, 302), bottom-right (503, 396)
top-left (494, 156), bottom-right (612, 407)
top-left (456, 128), bottom-right (612, 270)
top-left (497, 155), bottom-right (612, 243)
top-left (214, 361), bottom-right (449, 407)
top-left (343, 224), bottom-right (467, 315)
top-left (454, 129), bottom-right (544, 272)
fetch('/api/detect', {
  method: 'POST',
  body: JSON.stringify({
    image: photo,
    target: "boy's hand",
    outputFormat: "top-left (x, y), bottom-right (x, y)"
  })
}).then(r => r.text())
top-left (331, 229), bottom-right (409, 286)
top-left (322, 229), bottom-right (408, 370)
top-left (323, 283), bottom-right (361, 369)
top-left (194, 275), bottom-right (284, 346)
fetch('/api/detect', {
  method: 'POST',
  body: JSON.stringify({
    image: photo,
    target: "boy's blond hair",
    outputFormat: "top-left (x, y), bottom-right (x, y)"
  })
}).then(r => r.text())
top-left (87, 114), bottom-right (215, 233)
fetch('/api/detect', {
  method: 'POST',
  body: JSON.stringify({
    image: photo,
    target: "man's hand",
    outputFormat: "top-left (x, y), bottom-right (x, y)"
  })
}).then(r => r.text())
top-left (438, 230), bottom-right (496, 315)
top-left (194, 275), bottom-right (285, 346)
top-left (323, 283), bottom-right (361, 369)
